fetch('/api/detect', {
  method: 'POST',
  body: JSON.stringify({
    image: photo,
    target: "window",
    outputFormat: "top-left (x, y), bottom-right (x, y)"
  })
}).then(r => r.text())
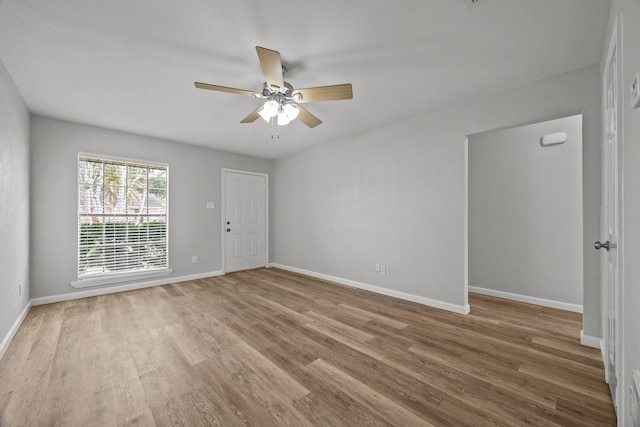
top-left (77, 153), bottom-right (169, 283)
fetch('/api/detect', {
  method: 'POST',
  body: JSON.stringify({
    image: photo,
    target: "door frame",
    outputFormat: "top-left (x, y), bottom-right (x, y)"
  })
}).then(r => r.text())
top-left (221, 168), bottom-right (269, 274)
top-left (465, 113), bottom-right (585, 313)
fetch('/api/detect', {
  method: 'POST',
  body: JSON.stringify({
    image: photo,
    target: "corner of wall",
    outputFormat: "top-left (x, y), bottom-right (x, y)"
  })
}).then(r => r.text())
top-left (0, 57), bottom-right (31, 359)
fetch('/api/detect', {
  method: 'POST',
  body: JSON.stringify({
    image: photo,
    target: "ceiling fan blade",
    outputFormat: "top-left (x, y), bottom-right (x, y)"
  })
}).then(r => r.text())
top-left (195, 82), bottom-right (257, 97)
top-left (256, 46), bottom-right (284, 89)
top-left (295, 105), bottom-right (322, 128)
top-left (292, 84), bottom-right (353, 103)
top-left (240, 105), bottom-right (263, 123)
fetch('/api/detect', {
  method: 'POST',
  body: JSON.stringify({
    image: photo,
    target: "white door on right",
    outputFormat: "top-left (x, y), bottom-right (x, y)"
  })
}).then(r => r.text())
top-left (599, 38), bottom-right (620, 413)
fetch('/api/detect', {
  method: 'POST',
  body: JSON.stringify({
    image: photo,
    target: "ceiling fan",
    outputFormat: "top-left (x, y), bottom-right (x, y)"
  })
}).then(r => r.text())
top-left (195, 46), bottom-right (353, 128)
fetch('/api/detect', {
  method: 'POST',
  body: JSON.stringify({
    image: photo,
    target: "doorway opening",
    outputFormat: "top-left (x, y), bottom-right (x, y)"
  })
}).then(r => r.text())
top-left (466, 114), bottom-right (584, 313)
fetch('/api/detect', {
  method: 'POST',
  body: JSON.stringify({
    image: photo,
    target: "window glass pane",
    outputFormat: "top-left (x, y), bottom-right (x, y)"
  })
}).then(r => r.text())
top-left (78, 155), bottom-right (168, 278)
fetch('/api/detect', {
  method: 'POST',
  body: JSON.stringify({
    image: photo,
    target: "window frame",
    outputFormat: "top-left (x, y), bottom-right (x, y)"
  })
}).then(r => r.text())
top-left (72, 152), bottom-right (172, 288)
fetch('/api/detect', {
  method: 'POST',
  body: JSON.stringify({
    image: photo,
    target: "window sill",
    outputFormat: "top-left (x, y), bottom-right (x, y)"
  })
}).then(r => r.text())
top-left (71, 268), bottom-right (173, 289)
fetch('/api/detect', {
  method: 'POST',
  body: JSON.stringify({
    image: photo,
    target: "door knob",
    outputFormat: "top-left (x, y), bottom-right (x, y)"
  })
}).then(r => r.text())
top-left (226, 228), bottom-right (231, 232)
top-left (594, 241), bottom-right (611, 251)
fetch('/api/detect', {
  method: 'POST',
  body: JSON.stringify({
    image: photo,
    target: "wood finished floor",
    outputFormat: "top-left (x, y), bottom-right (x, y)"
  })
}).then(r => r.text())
top-left (0, 268), bottom-right (615, 426)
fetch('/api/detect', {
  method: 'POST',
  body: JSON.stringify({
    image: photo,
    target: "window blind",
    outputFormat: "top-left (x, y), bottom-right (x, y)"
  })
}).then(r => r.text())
top-left (78, 154), bottom-right (168, 278)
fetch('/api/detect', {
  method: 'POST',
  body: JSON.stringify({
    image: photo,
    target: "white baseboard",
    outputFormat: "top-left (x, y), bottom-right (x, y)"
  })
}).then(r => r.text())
top-left (580, 330), bottom-right (602, 349)
top-left (269, 263), bottom-right (470, 315)
top-left (0, 300), bottom-right (32, 360)
top-left (31, 270), bottom-right (224, 306)
top-left (468, 286), bottom-right (583, 313)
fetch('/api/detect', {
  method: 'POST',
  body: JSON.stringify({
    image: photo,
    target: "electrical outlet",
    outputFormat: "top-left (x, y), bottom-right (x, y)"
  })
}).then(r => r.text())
top-left (375, 263), bottom-right (380, 272)
top-left (192, 256), bottom-right (198, 264)
top-left (380, 264), bottom-right (386, 275)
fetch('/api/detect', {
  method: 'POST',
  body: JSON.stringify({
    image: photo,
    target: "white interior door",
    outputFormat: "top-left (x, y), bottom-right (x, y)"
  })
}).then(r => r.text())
top-left (600, 40), bottom-right (621, 412)
top-left (224, 171), bottom-right (267, 273)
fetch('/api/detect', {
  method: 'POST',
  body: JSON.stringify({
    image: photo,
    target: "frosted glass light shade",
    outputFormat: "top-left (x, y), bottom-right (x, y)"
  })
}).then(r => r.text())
top-left (283, 104), bottom-right (299, 120)
top-left (259, 100), bottom-right (279, 122)
top-left (258, 109), bottom-right (271, 122)
top-left (277, 110), bottom-right (291, 126)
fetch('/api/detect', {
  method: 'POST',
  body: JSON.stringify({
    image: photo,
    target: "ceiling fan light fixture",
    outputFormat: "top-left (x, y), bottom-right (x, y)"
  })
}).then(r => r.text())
top-left (264, 100), bottom-right (279, 116)
top-left (194, 46), bottom-right (352, 129)
top-left (283, 103), bottom-right (299, 121)
top-left (259, 100), bottom-right (279, 122)
top-left (277, 109), bottom-right (291, 126)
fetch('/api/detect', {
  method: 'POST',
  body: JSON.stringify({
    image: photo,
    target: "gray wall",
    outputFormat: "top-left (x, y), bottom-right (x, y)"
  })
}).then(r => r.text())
top-left (0, 59), bottom-right (30, 354)
top-left (30, 116), bottom-right (271, 299)
top-left (604, 0), bottom-right (640, 424)
top-left (469, 115), bottom-right (583, 307)
top-left (272, 64), bottom-right (601, 332)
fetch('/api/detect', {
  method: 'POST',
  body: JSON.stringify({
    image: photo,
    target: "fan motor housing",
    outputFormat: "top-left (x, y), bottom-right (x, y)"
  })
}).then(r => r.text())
top-left (262, 81), bottom-right (294, 97)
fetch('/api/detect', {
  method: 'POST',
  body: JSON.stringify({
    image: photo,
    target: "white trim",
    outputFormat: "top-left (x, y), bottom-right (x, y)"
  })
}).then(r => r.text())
top-left (269, 263), bottom-right (470, 315)
top-left (463, 136), bottom-right (469, 309)
top-left (0, 301), bottom-right (32, 359)
top-left (34, 270), bottom-right (223, 306)
top-left (580, 330), bottom-right (602, 349)
top-left (78, 151), bottom-right (169, 167)
top-left (468, 285), bottom-right (583, 313)
top-left (222, 169), bottom-right (269, 274)
top-left (71, 268), bottom-right (173, 288)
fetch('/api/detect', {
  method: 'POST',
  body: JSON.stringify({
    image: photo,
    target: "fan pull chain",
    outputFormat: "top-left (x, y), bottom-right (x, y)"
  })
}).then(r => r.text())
top-left (270, 116), bottom-right (279, 139)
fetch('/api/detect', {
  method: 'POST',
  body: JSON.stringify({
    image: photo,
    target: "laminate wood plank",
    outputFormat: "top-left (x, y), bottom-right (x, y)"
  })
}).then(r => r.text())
top-left (133, 329), bottom-right (198, 400)
top-left (437, 396), bottom-right (521, 427)
top-left (102, 377), bottom-right (154, 426)
top-left (164, 322), bottom-right (209, 365)
top-left (302, 320), bottom-right (388, 362)
top-left (470, 302), bottom-right (583, 338)
top-left (305, 358), bottom-right (434, 427)
top-left (338, 303), bottom-right (408, 329)
top-left (304, 311), bottom-right (375, 342)
top-left (193, 348), bottom-right (312, 427)
top-left (255, 338), bottom-right (393, 427)
top-left (94, 337), bottom-right (140, 390)
top-left (0, 308), bottom-right (65, 426)
top-left (481, 384), bottom-right (578, 427)
top-left (555, 396), bottom-right (617, 426)
top-left (518, 363), bottom-right (612, 403)
top-left (149, 389), bottom-right (232, 427)
top-left (193, 357), bottom-right (283, 427)
top-left (412, 340), bottom-right (613, 419)
top-left (296, 384), bottom-right (401, 427)
top-left (532, 336), bottom-right (603, 360)
top-left (234, 340), bottom-right (310, 401)
top-left (409, 342), bottom-right (558, 410)
top-left (249, 292), bottom-right (315, 324)
top-left (525, 346), bottom-right (606, 379)
top-left (0, 268), bottom-right (615, 426)
top-left (261, 317), bottom-right (450, 424)
top-left (212, 302), bottom-right (282, 351)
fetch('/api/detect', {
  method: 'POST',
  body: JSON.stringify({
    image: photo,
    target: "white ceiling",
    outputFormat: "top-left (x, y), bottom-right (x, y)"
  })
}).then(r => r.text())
top-left (0, 0), bottom-right (611, 159)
